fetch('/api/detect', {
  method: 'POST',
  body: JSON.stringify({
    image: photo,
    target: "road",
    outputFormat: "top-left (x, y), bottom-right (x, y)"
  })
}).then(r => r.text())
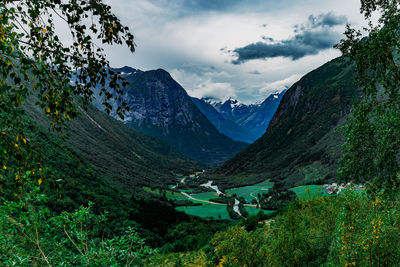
top-left (180, 192), bottom-right (257, 208)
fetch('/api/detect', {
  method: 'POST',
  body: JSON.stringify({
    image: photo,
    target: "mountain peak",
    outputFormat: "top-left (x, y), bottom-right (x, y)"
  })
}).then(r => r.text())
top-left (112, 66), bottom-right (139, 74)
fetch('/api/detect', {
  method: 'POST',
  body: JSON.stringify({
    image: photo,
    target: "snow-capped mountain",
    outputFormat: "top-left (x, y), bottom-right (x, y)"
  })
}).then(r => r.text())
top-left (201, 91), bottom-right (286, 142)
top-left (191, 97), bottom-right (257, 143)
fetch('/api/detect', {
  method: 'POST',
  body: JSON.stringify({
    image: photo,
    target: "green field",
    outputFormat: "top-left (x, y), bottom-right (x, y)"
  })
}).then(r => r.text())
top-left (290, 185), bottom-right (326, 200)
top-left (177, 204), bottom-right (274, 220)
top-left (176, 205), bottom-right (231, 220)
top-left (245, 207), bottom-right (274, 216)
top-left (168, 182), bottom-right (327, 220)
top-left (190, 191), bottom-right (219, 201)
top-left (226, 181), bottom-right (273, 203)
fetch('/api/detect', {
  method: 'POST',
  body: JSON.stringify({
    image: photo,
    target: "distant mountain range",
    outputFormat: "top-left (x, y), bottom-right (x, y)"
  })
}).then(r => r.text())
top-left (192, 91), bottom-right (286, 143)
top-left (190, 97), bottom-right (257, 143)
top-left (213, 57), bottom-right (359, 187)
top-left (93, 66), bottom-right (247, 165)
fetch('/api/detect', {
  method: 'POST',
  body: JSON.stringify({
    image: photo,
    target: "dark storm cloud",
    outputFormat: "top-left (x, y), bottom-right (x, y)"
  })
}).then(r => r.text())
top-left (181, 0), bottom-right (243, 11)
top-left (162, 0), bottom-right (289, 14)
top-left (232, 12), bottom-right (347, 64)
top-left (309, 12), bottom-right (347, 28)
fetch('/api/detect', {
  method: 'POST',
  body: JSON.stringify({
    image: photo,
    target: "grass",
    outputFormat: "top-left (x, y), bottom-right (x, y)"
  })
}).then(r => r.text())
top-left (176, 205), bottom-right (231, 220)
top-left (290, 185), bottom-right (326, 200)
top-left (226, 181), bottom-right (273, 203)
top-left (177, 203), bottom-right (274, 220)
top-left (190, 191), bottom-right (219, 201)
top-left (172, 182), bottom-right (327, 220)
top-left (245, 207), bottom-right (274, 216)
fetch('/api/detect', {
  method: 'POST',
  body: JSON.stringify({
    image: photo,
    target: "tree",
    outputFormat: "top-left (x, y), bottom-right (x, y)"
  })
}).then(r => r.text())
top-left (336, 0), bottom-right (400, 198)
top-left (0, 0), bottom-right (135, 190)
top-left (0, 1), bottom-right (151, 264)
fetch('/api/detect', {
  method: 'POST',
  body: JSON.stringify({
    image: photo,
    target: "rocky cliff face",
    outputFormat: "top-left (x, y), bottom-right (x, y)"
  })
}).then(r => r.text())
top-left (95, 67), bottom-right (247, 165)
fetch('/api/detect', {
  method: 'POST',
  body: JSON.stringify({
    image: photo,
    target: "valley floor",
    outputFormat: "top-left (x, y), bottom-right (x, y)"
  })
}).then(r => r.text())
top-left (145, 177), bottom-right (331, 220)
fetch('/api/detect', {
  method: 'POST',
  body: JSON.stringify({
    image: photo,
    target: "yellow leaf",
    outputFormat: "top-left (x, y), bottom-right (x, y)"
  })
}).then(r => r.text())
top-left (23, 138), bottom-right (27, 144)
top-left (1, 132), bottom-right (5, 135)
top-left (14, 143), bottom-right (18, 148)
top-left (38, 178), bottom-right (42, 185)
top-left (2, 165), bottom-right (6, 170)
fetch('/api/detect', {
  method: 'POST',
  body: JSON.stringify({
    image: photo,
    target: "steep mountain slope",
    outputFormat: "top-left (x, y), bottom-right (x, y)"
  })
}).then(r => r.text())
top-left (24, 97), bottom-right (200, 191)
top-left (191, 97), bottom-right (256, 143)
top-left (213, 57), bottom-right (359, 187)
top-left (237, 91), bottom-right (286, 139)
top-left (208, 91), bottom-right (286, 142)
top-left (216, 98), bottom-right (253, 123)
top-left (98, 67), bottom-right (247, 165)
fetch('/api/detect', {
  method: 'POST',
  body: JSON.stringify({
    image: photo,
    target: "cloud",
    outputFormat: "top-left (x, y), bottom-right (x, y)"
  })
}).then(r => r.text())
top-left (308, 12), bottom-right (347, 28)
top-left (260, 74), bottom-right (302, 94)
top-left (164, 0), bottom-right (280, 13)
top-left (170, 66), bottom-right (236, 101)
top-left (192, 80), bottom-right (237, 100)
top-left (102, 0), bottom-right (364, 103)
top-left (249, 70), bottom-right (262, 75)
top-left (232, 12), bottom-right (347, 64)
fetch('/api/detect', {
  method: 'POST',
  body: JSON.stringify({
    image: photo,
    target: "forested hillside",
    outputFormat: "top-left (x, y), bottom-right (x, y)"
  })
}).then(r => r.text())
top-left (24, 97), bottom-right (200, 190)
top-left (214, 57), bottom-right (359, 186)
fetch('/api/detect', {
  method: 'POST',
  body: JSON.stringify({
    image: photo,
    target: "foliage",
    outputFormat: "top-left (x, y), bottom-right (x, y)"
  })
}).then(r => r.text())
top-left (258, 182), bottom-right (297, 210)
top-left (205, 225), bottom-right (270, 267)
top-left (327, 191), bottom-right (400, 266)
top-left (145, 250), bottom-right (207, 267)
top-left (203, 191), bottom-right (400, 267)
top-left (161, 221), bottom-right (227, 253)
top-left (0, 176), bottom-right (154, 266)
top-left (336, 0), bottom-right (400, 198)
top-left (0, 0), bottom-right (135, 196)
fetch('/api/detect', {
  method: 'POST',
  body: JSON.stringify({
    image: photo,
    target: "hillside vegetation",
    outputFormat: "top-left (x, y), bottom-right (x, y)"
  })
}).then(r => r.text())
top-left (24, 96), bottom-right (200, 191)
top-left (214, 57), bottom-right (359, 187)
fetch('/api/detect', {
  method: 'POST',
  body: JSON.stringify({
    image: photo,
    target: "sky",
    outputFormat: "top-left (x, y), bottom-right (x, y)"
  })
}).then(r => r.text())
top-left (101, 0), bottom-right (366, 104)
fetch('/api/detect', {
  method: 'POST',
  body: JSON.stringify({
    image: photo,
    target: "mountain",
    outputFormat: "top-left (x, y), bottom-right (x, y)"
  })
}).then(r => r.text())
top-left (212, 57), bottom-right (359, 187)
top-left (207, 91), bottom-right (286, 142)
top-left (191, 97), bottom-right (256, 143)
top-left (237, 91), bottom-right (286, 139)
top-left (216, 98), bottom-right (254, 124)
top-left (94, 67), bottom-right (247, 165)
top-left (23, 96), bottom-right (200, 191)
